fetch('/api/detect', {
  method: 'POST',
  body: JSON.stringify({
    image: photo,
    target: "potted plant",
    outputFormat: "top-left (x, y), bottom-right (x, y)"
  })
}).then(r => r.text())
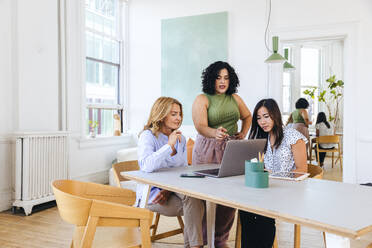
top-left (303, 75), bottom-right (344, 133)
top-left (88, 120), bottom-right (99, 138)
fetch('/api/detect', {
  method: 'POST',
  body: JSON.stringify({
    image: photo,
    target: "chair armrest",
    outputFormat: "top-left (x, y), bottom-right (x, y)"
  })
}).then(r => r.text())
top-left (85, 183), bottom-right (136, 206)
top-left (90, 199), bottom-right (153, 220)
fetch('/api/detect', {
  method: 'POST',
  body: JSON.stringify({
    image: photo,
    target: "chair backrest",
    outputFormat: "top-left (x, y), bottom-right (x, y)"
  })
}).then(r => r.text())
top-left (317, 135), bottom-right (340, 144)
top-left (112, 160), bottom-right (139, 187)
top-left (52, 180), bottom-right (93, 226)
top-left (307, 164), bottom-right (324, 179)
top-left (186, 138), bottom-right (195, 165)
top-left (52, 179), bottom-right (136, 225)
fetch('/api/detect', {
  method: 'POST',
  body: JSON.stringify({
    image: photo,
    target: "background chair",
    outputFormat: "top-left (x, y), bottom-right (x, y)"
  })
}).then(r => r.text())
top-left (112, 160), bottom-right (185, 242)
top-left (314, 135), bottom-right (342, 169)
top-left (308, 137), bottom-right (317, 163)
top-left (52, 179), bottom-right (152, 248)
top-left (293, 164), bottom-right (325, 248)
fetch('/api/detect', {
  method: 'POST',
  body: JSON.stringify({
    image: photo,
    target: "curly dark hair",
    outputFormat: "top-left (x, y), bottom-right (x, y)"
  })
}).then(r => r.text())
top-left (201, 61), bottom-right (240, 95)
top-left (295, 98), bottom-right (309, 109)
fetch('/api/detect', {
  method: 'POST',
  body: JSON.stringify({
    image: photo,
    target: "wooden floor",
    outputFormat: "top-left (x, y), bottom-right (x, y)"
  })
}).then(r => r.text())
top-left (1, 158), bottom-right (371, 248)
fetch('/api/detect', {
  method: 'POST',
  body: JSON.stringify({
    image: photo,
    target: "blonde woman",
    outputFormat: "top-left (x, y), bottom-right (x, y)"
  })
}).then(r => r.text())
top-left (138, 97), bottom-right (204, 248)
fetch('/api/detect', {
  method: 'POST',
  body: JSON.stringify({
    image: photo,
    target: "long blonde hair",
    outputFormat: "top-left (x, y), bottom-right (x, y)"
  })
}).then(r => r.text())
top-left (143, 97), bottom-right (183, 137)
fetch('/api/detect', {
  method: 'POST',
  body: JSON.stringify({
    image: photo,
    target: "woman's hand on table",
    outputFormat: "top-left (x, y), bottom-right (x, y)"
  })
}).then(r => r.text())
top-left (152, 190), bottom-right (172, 205)
top-left (215, 126), bottom-right (228, 140)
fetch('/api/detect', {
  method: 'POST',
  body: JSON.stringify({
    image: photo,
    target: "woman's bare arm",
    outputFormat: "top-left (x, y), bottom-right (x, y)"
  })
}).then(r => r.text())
top-left (301, 109), bottom-right (312, 126)
top-left (291, 139), bottom-right (308, 173)
top-left (286, 114), bottom-right (293, 125)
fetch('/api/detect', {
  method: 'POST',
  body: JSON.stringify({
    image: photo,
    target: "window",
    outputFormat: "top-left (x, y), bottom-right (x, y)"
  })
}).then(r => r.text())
top-left (282, 39), bottom-right (343, 130)
top-left (299, 47), bottom-right (321, 123)
top-left (84, 0), bottom-right (126, 137)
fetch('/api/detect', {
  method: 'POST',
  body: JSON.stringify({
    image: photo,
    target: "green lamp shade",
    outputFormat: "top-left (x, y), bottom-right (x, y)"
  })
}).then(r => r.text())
top-left (283, 48), bottom-right (295, 71)
top-left (265, 36), bottom-right (286, 63)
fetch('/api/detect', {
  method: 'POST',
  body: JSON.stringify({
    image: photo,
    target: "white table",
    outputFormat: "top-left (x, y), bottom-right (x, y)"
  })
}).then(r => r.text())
top-left (123, 164), bottom-right (372, 248)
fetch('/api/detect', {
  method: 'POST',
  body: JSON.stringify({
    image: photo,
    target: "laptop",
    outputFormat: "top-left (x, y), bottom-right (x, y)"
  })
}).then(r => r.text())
top-left (193, 139), bottom-right (266, 178)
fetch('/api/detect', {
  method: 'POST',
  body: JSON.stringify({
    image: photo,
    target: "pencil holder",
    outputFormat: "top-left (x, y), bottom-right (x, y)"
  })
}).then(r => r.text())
top-left (245, 161), bottom-right (269, 188)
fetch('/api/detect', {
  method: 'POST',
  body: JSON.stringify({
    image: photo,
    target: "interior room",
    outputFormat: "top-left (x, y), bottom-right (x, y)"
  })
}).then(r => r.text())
top-left (1, 0), bottom-right (372, 247)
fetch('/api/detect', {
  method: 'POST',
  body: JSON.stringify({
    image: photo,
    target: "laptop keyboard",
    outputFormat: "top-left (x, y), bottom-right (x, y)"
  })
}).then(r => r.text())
top-left (194, 168), bottom-right (219, 175)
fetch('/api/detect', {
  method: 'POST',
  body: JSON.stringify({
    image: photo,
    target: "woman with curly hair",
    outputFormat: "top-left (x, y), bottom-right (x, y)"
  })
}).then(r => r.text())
top-left (192, 61), bottom-right (252, 247)
top-left (138, 97), bottom-right (204, 248)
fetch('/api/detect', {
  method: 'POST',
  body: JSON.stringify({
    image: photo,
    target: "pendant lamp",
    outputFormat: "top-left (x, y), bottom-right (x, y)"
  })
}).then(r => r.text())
top-left (283, 48), bottom-right (295, 71)
top-left (265, 36), bottom-right (286, 63)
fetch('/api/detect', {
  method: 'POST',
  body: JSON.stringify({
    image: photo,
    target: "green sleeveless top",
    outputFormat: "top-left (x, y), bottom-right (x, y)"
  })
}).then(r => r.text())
top-left (205, 93), bottom-right (240, 136)
top-left (292, 109), bottom-right (305, 124)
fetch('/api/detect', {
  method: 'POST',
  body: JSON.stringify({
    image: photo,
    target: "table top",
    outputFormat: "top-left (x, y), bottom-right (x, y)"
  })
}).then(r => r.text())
top-left (123, 164), bottom-right (372, 239)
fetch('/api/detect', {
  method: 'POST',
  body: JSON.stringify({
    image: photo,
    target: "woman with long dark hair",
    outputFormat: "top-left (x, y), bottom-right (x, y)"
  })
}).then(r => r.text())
top-left (315, 112), bottom-right (334, 166)
top-left (240, 99), bottom-right (307, 247)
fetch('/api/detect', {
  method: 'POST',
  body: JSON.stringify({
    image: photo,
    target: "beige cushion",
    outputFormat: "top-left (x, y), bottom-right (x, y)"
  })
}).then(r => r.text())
top-left (117, 147), bottom-right (138, 162)
top-left (120, 181), bottom-right (137, 192)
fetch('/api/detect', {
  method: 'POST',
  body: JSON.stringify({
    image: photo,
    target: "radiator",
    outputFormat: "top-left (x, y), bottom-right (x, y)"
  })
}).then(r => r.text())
top-left (13, 132), bottom-right (69, 215)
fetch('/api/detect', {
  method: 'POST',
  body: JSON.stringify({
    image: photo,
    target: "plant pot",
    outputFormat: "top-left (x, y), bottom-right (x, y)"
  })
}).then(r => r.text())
top-left (90, 130), bottom-right (96, 138)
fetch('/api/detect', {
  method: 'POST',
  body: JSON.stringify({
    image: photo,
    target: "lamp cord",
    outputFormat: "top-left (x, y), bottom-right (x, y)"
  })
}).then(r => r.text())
top-left (264, 0), bottom-right (272, 52)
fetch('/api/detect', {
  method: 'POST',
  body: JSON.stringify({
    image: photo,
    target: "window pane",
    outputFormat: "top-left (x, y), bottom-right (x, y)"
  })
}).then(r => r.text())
top-left (86, 62), bottom-right (118, 104)
top-left (283, 72), bottom-right (290, 87)
top-left (300, 47), bottom-right (320, 87)
top-left (102, 63), bottom-right (119, 87)
top-left (86, 0), bottom-right (118, 36)
top-left (86, 31), bottom-right (119, 64)
top-left (86, 59), bottom-right (99, 84)
top-left (86, 108), bottom-right (119, 136)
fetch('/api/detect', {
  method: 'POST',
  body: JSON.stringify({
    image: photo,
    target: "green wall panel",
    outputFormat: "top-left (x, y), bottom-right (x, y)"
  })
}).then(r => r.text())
top-left (161, 12), bottom-right (228, 125)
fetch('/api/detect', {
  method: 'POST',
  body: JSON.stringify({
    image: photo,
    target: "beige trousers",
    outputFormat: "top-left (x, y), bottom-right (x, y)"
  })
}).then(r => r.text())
top-left (147, 192), bottom-right (204, 247)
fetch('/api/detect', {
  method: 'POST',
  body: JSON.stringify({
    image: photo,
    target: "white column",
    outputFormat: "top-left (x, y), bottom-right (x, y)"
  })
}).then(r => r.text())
top-left (267, 63), bottom-right (284, 111)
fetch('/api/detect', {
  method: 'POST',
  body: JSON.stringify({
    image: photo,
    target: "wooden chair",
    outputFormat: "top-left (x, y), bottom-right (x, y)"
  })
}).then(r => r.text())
top-left (293, 164), bottom-right (325, 248)
top-left (52, 179), bottom-right (153, 248)
top-left (308, 137), bottom-right (317, 163)
top-left (112, 161), bottom-right (185, 242)
top-left (315, 135), bottom-right (343, 170)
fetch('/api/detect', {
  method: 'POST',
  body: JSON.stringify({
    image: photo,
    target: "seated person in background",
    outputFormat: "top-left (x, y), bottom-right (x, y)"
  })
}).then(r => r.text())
top-left (240, 98), bottom-right (307, 248)
top-left (287, 98), bottom-right (312, 155)
top-left (315, 112), bottom-right (334, 167)
top-left (138, 97), bottom-right (204, 248)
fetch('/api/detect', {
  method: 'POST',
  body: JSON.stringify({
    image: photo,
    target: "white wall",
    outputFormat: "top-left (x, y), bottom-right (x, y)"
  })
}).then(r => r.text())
top-left (128, 0), bottom-right (269, 138)
top-left (128, 0), bottom-right (372, 183)
top-left (0, 0), bottom-right (136, 212)
top-left (16, 0), bottom-right (60, 131)
top-left (0, 0), bottom-right (17, 211)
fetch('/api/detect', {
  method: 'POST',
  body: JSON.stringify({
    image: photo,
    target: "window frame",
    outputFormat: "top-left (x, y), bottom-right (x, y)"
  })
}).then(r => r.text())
top-left (82, 0), bottom-right (128, 138)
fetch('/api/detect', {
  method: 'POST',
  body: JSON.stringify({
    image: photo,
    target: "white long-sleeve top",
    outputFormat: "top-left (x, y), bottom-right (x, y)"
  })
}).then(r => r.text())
top-left (137, 129), bottom-right (187, 204)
